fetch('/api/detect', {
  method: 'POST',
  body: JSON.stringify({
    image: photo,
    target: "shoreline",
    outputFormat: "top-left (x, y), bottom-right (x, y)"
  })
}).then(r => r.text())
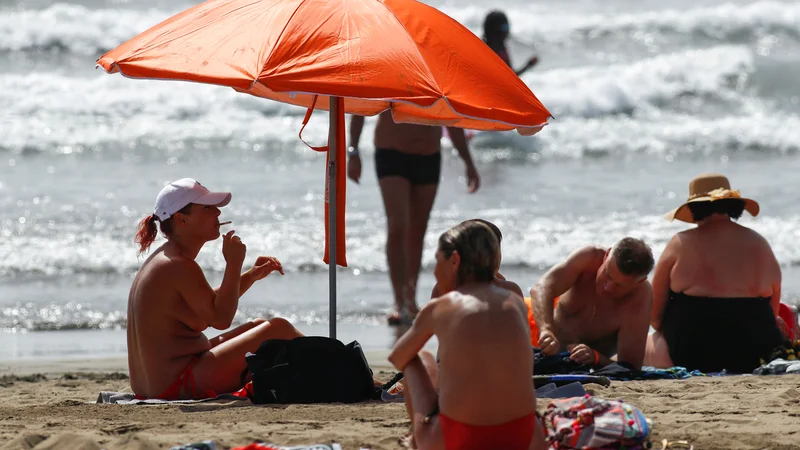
top-left (0, 350), bottom-right (397, 377)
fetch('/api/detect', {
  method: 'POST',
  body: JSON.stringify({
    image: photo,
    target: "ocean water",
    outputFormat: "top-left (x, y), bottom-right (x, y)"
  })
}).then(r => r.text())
top-left (2, 0), bottom-right (800, 360)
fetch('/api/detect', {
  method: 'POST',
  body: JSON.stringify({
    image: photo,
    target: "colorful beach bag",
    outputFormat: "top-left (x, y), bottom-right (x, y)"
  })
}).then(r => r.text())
top-left (543, 395), bottom-right (651, 449)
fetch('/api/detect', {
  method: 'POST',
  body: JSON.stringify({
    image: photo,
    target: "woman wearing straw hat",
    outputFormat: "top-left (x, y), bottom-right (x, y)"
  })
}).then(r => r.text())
top-left (644, 173), bottom-right (786, 373)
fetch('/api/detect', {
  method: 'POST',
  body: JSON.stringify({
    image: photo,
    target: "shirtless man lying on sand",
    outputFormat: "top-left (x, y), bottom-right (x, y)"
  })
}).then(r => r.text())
top-left (389, 220), bottom-right (546, 450)
top-left (528, 238), bottom-right (654, 370)
top-left (128, 178), bottom-right (302, 400)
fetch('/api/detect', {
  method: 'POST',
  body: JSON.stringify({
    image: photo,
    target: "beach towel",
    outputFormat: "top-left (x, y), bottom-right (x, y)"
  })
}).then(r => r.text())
top-left (534, 349), bottom-right (709, 380)
top-left (593, 363), bottom-right (707, 380)
top-left (96, 387), bottom-right (251, 405)
top-left (543, 395), bottom-right (651, 449)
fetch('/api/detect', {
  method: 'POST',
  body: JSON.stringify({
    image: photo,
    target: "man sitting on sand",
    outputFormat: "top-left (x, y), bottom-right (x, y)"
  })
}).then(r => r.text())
top-left (431, 219), bottom-right (524, 299)
top-left (128, 178), bottom-right (303, 400)
top-left (389, 221), bottom-right (546, 450)
top-left (528, 237), bottom-right (654, 370)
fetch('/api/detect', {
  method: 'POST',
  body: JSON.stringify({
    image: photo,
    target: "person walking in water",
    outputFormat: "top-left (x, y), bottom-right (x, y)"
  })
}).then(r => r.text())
top-left (348, 113), bottom-right (481, 325)
top-left (483, 10), bottom-right (539, 76)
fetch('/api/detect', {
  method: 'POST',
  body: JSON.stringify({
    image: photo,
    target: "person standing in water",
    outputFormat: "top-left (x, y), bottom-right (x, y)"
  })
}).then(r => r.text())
top-left (348, 114), bottom-right (481, 325)
top-left (483, 10), bottom-right (539, 76)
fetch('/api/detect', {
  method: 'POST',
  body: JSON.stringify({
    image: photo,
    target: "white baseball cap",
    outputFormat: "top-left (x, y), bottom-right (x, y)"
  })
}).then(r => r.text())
top-left (153, 178), bottom-right (232, 221)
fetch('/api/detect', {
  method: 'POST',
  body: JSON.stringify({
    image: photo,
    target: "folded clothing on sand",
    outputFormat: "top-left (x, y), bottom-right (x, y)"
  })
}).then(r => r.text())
top-left (96, 390), bottom-right (250, 405)
top-left (753, 358), bottom-right (800, 375)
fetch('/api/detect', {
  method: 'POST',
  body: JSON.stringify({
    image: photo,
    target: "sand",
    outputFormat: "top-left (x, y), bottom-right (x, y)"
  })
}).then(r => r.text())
top-left (1, 356), bottom-right (799, 450)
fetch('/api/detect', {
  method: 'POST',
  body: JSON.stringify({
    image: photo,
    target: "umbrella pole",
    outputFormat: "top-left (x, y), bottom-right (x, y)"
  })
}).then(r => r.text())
top-left (328, 96), bottom-right (340, 340)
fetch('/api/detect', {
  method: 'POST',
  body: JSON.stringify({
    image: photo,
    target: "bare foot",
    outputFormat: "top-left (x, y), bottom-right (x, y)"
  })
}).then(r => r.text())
top-left (387, 310), bottom-right (404, 325)
top-left (400, 431), bottom-right (417, 449)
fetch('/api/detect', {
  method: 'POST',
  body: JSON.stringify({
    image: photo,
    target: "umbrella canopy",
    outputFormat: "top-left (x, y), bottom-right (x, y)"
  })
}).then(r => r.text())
top-left (96, 0), bottom-right (551, 133)
top-left (97, 0), bottom-right (552, 337)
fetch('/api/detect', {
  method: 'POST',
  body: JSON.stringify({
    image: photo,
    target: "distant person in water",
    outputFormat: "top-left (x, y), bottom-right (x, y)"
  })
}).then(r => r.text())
top-left (431, 219), bottom-right (524, 299)
top-left (483, 10), bottom-right (539, 76)
top-left (128, 178), bottom-right (303, 400)
top-left (645, 173), bottom-right (785, 373)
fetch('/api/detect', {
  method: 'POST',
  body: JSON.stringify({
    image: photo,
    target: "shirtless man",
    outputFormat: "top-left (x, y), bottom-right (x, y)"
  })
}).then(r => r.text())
top-left (128, 178), bottom-right (303, 400)
top-left (431, 219), bottom-right (524, 299)
top-left (528, 237), bottom-right (654, 370)
top-left (348, 112), bottom-right (481, 324)
top-left (389, 221), bottom-right (546, 450)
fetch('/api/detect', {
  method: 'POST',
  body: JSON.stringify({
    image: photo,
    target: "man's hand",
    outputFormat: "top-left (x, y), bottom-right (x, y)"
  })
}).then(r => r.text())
top-left (538, 329), bottom-right (561, 356)
top-left (526, 56), bottom-right (539, 69)
top-left (347, 154), bottom-right (362, 184)
top-left (249, 256), bottom-right (284, 281)
top-left (222, 230), bottom-right (246, 267)
top-left (568, 343), bottom-right (598, 366)
top-left (466, 163), bottom-right (480, 193)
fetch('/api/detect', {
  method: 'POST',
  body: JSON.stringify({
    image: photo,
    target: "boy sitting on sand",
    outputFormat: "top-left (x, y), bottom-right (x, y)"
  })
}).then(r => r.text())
top-left (388, 221), bottom-right (546, 450)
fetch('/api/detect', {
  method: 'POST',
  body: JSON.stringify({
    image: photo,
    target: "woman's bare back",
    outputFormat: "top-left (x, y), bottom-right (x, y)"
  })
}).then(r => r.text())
top-left (670, 220), bottom-right (779, 298)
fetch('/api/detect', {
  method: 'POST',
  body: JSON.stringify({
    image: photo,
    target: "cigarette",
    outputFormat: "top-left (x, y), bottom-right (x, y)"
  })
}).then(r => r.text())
top-left (219, 221), bottom-right (232, 226)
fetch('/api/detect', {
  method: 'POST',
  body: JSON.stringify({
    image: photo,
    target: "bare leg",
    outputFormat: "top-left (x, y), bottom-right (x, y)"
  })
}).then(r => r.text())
top-left (404, 183), bottom-right (439, 316)
top-left (208, 318), bottom-right (266, 348)
top-left (378, 176), bottom-right (412, 322)
top-left (403, 351), bottom-right (444, 450)
top-left (193, 318), bottom-right (303, 394)
top-left (644, 331), bottom-right (675, 368)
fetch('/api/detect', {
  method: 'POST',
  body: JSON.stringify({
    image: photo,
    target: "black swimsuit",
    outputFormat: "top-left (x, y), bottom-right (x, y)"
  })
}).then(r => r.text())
top-left (374, 148), bottom-right (441, 185)
top-left (662, 290), bottom-right (784, 373)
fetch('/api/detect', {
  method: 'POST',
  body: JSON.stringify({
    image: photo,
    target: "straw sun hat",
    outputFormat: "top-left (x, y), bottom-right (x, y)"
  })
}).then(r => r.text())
top-left (664, 173), bottom-right (760, 223)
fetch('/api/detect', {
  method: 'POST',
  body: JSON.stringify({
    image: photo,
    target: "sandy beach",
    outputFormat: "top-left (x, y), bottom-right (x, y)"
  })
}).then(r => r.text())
top-left (0, 354), bottom-right (798, 450)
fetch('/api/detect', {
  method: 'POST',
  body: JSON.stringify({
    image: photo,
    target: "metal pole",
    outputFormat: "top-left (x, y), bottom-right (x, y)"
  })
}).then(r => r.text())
top-left (328, 97), bottom-right (339, 340)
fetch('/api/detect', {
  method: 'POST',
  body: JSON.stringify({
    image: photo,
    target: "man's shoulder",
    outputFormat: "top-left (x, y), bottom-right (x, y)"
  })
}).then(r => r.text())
top-left (569, 245), bottom-right (607, 262)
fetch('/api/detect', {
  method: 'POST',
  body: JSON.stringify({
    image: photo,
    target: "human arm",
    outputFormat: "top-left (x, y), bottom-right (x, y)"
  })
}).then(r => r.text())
top-left (236, 256), bottom-right (284, 297)
top-left (347, 115), bottom-right (365, 183)
top-left (515, 56), bottom-right (539, 76)
top-left (388, 297), bottom-right (440, 371)
top-left (445, 127), bottom-right (480, 193)
top-left (530, 247), bottom-right (597, 353)
top-left (651, 236), bottom-right (679, 331)
top-left (614, 284), bottom-right (652, 370)
top-left (765, 241), bottom-right (782, 316)
top-left (176, 230), bottom-right (246, 330)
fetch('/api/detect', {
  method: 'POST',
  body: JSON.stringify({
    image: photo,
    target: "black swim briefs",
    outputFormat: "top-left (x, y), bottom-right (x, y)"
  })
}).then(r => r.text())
top-left (375, 147), bottom-right (441, 185)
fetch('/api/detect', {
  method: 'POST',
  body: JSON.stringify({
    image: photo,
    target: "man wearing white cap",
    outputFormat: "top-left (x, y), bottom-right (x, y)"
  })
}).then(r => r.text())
top-left (128, 178), bottom-right (303, 400)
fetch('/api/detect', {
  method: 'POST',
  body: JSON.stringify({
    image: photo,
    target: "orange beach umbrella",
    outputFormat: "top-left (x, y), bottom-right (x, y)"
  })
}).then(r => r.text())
top-left (97, 0), bottom-right (552, 338)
